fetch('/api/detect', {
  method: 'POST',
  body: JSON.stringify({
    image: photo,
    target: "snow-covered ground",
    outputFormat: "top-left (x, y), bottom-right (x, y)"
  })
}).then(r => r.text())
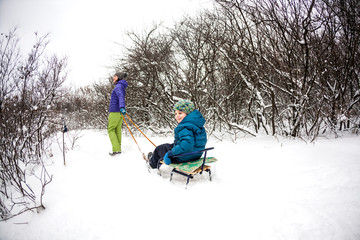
top-left (1, 129), bottom-right (360, 240)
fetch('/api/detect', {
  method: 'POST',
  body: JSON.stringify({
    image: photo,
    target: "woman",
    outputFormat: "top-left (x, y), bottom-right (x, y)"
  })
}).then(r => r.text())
top-left (108, 72), bottom-right (128, 156)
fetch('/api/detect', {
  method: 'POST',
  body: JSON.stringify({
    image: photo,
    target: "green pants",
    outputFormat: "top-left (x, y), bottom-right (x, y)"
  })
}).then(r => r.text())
top-left (108, 112), bottom-right (123, 152)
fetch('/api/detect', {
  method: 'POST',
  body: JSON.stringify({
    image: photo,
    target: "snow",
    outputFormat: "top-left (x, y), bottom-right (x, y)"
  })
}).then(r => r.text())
top-left (1, 130), bottom-right (360, 240)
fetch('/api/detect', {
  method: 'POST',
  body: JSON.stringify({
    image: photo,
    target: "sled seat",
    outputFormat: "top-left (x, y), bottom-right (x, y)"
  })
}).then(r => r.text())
top-left (158, 147), bottom-right (217, 188)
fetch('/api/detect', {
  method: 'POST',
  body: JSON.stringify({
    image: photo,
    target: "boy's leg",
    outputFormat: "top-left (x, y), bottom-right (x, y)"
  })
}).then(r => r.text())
top-left (107, 112), bottom-right (122, 152)
top-left (149, 143), bottom-right (173, 169)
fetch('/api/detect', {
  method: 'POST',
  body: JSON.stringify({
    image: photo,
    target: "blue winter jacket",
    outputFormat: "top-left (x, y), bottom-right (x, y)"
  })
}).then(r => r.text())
top-left (169, 110), bottom-right (207, 162)
top-left (109, 80), bottom-right (128, 112)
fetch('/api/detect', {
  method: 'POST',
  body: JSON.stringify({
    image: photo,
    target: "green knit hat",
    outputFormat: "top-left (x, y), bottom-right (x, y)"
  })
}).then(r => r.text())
top-left (173, 99), bottom-right (195, 114)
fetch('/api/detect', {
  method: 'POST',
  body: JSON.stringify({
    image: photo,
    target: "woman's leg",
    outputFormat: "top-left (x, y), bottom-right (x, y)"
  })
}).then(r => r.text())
top-left (107, 112), bottom-right (122, 152)
top-left (115, 114), bottom-right (123, 151)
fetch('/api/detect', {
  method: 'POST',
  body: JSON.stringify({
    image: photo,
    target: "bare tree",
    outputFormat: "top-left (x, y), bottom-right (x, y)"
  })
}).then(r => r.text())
top-left (216, 0), bottom-right (359, 138)
top-left (0, 29), bottom-right (67, 220)
top-left (115, 24), bottom-right (179, 130)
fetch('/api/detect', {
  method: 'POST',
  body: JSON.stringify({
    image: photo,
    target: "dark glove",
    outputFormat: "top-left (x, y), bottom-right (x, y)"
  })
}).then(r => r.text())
top-left (120, 108), bottom-right (126, 114)
top-left (163, 152), bottom-right (171, 165)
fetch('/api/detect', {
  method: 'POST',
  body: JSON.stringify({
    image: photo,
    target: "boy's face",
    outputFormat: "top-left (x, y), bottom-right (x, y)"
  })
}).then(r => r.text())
top-left (175, 110), bottom-right (187, 123)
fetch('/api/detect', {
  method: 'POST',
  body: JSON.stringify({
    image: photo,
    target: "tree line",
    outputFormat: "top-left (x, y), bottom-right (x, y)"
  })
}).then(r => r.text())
top-left (63, 0), bottom-right (359, 139)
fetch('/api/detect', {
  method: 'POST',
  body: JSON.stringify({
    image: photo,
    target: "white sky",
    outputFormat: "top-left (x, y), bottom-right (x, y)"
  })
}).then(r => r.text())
top-left (0, 0), bottom-right (213, 87)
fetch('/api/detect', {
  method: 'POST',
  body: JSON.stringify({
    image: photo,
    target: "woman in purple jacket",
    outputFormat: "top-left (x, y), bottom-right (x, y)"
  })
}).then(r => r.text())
top-left (108, 72), bottom-right (128, 155)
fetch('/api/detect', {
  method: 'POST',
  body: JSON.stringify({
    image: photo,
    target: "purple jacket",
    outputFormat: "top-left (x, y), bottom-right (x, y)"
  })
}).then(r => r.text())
top-left (109, 80), bottom-right (128, 112)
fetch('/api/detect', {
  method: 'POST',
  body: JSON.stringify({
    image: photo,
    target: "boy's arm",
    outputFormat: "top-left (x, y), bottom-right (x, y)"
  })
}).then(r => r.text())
top-left (170, 128), bottom-right (194, 156)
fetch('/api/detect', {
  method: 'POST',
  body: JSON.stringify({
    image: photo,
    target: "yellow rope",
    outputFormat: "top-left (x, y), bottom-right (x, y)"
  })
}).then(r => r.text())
top-left (126, 113), bottom-right (157, 148)
top-left (121, 113), bottom-right (147, 160)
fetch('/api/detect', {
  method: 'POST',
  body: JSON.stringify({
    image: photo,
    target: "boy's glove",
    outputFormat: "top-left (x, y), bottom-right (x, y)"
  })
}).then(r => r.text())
top-left (163, 152), bottom-right (171, 165)
top-left (120, 108), bottom-right (126, 114)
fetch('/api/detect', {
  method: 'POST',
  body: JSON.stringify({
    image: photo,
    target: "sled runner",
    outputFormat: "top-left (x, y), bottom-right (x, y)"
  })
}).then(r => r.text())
top-left (158, 147), bottom-right (217, 188)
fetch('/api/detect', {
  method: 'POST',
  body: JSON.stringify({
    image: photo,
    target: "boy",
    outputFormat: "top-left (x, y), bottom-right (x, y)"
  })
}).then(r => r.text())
top-left (147, 99), bottom-right (207, 169)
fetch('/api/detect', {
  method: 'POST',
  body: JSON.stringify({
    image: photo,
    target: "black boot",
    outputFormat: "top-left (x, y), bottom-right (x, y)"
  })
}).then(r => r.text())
top-left (109, 151), bottom-right (121, 156)
top-left (147, 152), bottom-right (153, 161)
